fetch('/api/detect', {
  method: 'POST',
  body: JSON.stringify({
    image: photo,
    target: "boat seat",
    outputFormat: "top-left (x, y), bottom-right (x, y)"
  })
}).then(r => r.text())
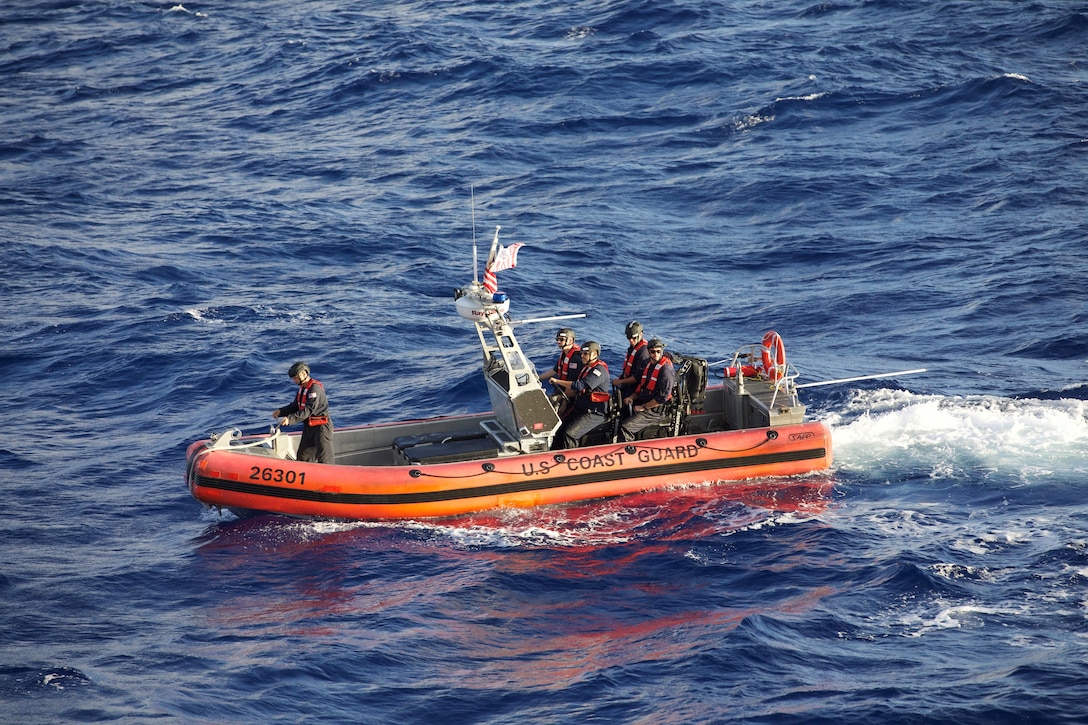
top-left (574, 389), bottom-right (625, 448)
top-left (626, 353), bottom-right (708, 441)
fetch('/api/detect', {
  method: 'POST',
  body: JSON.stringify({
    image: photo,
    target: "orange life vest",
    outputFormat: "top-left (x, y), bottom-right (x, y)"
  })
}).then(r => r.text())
top-left (622, 338), bottom-right (647, 378)
top-left (635, 357), bottom-right (674, 400)
top-left (555, 343), bottom-right (581, 380)
top-left (576, 359), bottom-right (611, 406)
top-left (296, 379), bottom-right (329, 426)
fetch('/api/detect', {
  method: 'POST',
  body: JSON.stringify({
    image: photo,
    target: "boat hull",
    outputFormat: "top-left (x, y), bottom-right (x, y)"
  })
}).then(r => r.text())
top-left (186, 420), bottom-right (832, 520)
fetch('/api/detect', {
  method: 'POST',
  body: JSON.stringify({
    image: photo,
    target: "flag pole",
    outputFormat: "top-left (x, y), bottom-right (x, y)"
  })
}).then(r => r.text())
top-left (488, 225), bottom-right (501, 267)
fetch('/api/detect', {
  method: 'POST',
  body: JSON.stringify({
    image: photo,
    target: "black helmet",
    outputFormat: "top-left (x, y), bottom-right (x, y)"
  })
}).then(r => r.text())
top-left (647, 338), bottom-right (665, 352)
top-left (288, 361), bottom-right (310, 378)
top-left (625, 321), bottom-right (643, 338)
top-left (556, 327), bottom-right (575, 342)
top-left (582, 340), bottom-right (601, 357)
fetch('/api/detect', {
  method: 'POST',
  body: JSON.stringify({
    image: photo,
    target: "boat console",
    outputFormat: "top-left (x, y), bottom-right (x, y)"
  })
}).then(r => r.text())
top-left (393, 279), bottom-right (565, 465)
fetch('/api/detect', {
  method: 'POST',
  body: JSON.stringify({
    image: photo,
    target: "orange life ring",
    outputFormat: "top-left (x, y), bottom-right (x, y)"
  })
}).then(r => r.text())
top-left (760, 330), bottom-right (787, 382)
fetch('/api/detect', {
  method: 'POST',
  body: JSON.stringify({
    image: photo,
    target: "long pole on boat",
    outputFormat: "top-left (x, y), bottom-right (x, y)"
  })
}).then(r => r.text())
top-left (795, 368), bottom-right (928, 389)
top-left (508, 313), bottom-right (587, 325)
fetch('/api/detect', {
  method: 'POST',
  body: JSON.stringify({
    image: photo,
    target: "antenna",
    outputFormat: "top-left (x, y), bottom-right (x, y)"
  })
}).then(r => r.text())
top-left (470, 185), bottom-right (479, 283)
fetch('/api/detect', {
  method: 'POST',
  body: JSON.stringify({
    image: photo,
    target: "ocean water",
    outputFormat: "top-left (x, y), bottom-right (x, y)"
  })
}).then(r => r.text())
top-left (2, 0), bottom-right (1088, 722)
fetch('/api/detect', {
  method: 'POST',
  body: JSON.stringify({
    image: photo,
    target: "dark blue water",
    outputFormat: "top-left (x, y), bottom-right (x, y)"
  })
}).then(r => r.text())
top-left (3, 1), bottom-right (1088, 722)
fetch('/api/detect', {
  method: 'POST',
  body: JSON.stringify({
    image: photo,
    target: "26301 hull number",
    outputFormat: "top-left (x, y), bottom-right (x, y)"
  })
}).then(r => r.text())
top-left (249, 466), bottom-right (306, 485)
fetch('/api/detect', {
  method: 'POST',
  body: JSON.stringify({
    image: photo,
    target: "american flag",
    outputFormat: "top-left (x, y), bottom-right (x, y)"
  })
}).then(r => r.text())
top-left (483, 242), bottom-right (525, 293)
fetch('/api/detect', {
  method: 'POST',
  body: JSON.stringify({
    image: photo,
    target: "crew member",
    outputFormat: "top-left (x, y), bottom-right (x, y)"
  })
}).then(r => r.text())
top-left (620, 339), bottom-right (675, 442)
top-left (612, 320), bottom-right (650, 401)
top-left (273, 361), bottom-right (334, 464)
top-left (539, 327), bottom-right (581, 418)
top-left (552, 341), bottom-right (610, 449)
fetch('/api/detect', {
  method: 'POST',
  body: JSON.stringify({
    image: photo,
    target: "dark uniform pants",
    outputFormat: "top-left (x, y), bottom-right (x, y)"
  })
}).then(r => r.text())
top-left (562, 411), bottom-right (607, 449)
top-left (298, 422), bottom-right (334, 464)
top-left (620, 408), bottom-right (664, 442)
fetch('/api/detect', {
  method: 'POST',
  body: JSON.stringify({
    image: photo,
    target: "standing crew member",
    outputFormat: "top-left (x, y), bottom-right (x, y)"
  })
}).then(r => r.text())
top-left (620, 339), bottom-right (676, 442)
top-left (273, 361), bottom-right (334, 464)
top-left (539, 327), bottom-right (581, 418)
top-left (551, 341), bottom-right (611, 449)
top-left (612, 320), bottom-right (650, 401)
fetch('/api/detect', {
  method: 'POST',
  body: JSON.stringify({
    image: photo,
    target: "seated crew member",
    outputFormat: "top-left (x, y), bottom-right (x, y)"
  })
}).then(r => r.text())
top-left (272, 361), bottom-right (334, 464)
top-left (620, 339), bottom-right (676, 442)
top-left (611, 320), bottom-right (650, 402)
top-left (538, 327), bottom-right (581, 418)
top-left (551, 341), bottom-right (610, 449)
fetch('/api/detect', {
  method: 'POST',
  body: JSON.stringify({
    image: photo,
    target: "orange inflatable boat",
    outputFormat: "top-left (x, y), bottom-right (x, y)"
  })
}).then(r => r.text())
top-left (186, 229), bottom-right (831, 520)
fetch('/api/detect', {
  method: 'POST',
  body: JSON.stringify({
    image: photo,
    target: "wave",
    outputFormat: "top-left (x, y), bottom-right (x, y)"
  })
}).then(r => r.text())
top-left (827, 389), bottom-right (1088, 481)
